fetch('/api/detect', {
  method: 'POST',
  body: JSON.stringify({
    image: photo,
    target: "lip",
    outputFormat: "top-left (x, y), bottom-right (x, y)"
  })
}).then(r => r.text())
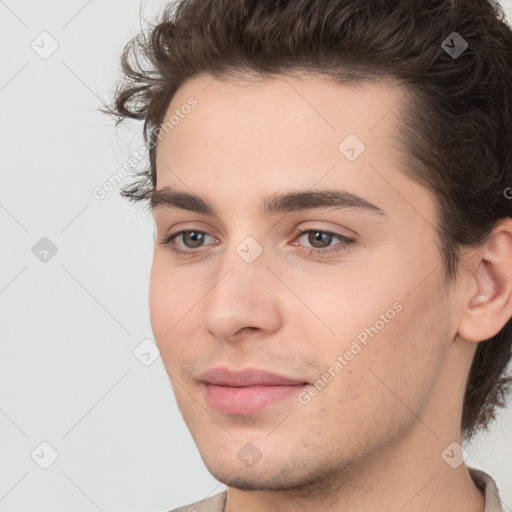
top-left (198, 366), bottom-right (309, 387)
top-left (198, 367), bottom-right (309, 415)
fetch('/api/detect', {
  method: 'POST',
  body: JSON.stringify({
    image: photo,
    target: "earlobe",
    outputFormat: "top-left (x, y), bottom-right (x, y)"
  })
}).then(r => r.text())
top-left (457, 220), bottom-right (512, 343)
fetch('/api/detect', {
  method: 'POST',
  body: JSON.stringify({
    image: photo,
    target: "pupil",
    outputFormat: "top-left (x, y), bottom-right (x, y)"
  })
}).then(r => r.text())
top-left (310, 231), bottom-right (331, 248)
top-left (185, 231), bottom-right (203, 248)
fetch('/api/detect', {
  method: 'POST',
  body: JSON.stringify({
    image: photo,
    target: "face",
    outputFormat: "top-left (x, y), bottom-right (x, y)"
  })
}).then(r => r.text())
top-left (149, 73), bottom-right (461, 491)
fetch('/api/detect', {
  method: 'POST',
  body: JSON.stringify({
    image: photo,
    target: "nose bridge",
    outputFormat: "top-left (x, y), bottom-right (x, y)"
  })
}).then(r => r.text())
top-left (201, 232), bottom-right (281, 340)
top-left (212, 217), bottom-right (269, 292)
top-left (206, 233), bottom-right (268, 310)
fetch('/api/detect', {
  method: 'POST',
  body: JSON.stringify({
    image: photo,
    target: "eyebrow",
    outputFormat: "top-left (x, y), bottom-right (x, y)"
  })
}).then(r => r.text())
top-left (150, 186), bottom-right (386, 216)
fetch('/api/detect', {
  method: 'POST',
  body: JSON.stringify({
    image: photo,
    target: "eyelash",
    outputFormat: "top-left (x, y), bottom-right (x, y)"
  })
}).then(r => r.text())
top-left (158, 228), bottom-right (355, 258)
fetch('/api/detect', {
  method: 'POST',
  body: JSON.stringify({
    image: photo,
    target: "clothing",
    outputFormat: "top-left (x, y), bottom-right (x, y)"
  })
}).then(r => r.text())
top-left (168, 490), bottom-right (226, 512)
top-left (167, 466), bottom-right (504, 512)
top-left (469, 467), bottom-right (505, 512)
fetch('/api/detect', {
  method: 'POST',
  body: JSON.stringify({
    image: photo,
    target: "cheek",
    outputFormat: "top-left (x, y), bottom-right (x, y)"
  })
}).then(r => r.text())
top-left (290, 256), bottom-right (446, 401)
top-left (148, 265), bottom-right (170, 341)
top-left (279, 261), bottom-right (398, 341)
top-left (148, 260), bottom-right (187, 356)
top-left (149, 257), bottom-right (196, 336)
top-left (148, 258), bottom-right (208, 374)
top-left (338, 276), bottom-right (450, 418)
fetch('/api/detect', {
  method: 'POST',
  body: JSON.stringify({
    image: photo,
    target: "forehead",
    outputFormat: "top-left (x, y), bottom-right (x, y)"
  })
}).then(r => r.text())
top-left (156, 73), bottom-right (401, 174)
top-left (154, 72), bottom-right (434, 226)
top-left (160, 72), bottom-right (404, 152)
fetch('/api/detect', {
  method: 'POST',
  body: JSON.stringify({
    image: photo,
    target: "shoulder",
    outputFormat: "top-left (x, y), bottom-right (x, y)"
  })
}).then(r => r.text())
top-left (468, 466), bottom-right (505, 512)
top-left (166, 491), bottom-right (227, 512)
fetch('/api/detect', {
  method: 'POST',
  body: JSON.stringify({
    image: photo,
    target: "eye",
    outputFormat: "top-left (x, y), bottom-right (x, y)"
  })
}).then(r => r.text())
top-left (293, 229), bottom-right (354, 257)
top-left (158, 227), bottom-right (354, 258)
top-left (158, 229), bottom-right (217, 256)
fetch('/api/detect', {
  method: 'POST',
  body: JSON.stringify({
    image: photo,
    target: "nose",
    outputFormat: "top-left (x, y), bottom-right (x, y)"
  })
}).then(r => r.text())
top-left (201, 245), bottom-right (283, 344)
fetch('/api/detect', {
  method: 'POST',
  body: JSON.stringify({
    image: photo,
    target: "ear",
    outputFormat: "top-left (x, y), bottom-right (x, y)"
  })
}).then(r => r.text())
top-left (457, 218), bottom-right (512, 343)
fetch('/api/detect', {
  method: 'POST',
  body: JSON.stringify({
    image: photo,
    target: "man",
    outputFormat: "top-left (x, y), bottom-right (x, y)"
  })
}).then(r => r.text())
top-left (104, 0), bottom-right (512, 510)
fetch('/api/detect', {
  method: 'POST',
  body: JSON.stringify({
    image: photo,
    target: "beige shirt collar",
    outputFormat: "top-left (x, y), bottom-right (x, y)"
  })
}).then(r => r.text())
top-left (468, 466), bottom-right (505, 512)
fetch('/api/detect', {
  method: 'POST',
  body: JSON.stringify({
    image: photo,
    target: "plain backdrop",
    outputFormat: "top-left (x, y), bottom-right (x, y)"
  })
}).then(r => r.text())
top-left (1, 1), bottom-right (511, 510)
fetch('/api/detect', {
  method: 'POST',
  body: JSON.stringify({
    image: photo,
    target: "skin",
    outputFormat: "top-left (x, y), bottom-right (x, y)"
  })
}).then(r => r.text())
top-left (149, 72), bottom-right (512, 512)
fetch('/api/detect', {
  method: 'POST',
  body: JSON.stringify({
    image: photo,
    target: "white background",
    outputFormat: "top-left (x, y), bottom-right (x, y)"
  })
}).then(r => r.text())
top-left (1, 1), bottom-right (511, 510)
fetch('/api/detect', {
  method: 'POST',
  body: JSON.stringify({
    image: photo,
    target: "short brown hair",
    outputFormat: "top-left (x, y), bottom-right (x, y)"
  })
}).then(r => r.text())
top-left (103, 0), bottom-right (512, 440)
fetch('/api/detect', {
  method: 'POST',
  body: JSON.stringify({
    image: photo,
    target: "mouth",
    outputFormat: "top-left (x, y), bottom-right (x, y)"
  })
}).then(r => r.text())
top-left (201, 383), bottom-right (309, 415)
top-left (198, 366), bottom-right (310, 415)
